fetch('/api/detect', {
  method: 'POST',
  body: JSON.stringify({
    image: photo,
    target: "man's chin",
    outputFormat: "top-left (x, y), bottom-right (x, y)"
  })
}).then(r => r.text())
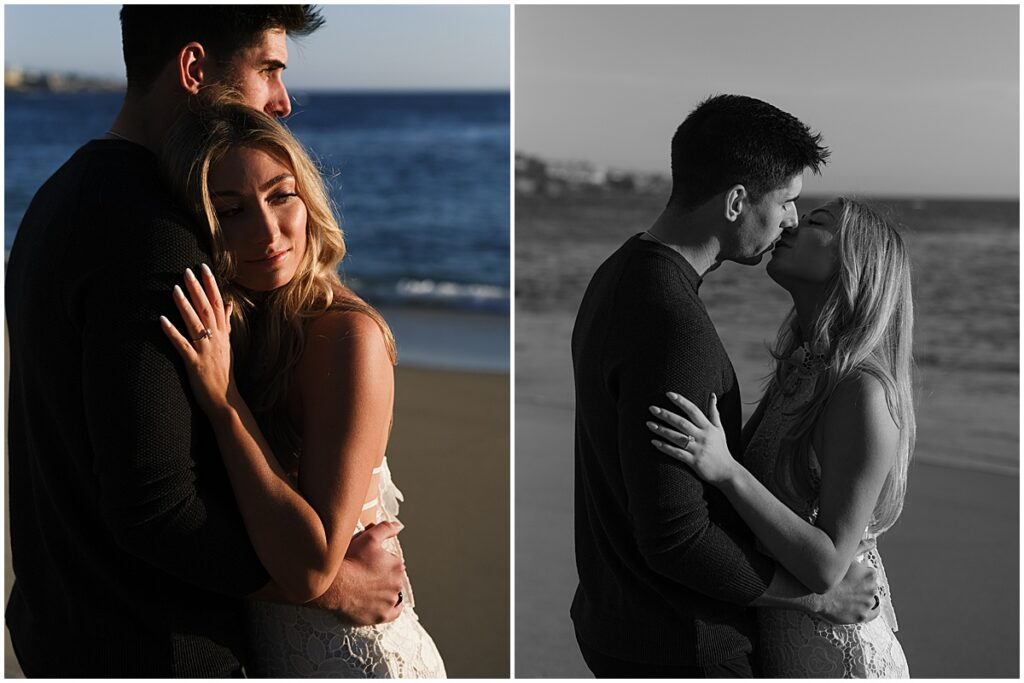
top-left (733, 252), bottom-right (765, 266)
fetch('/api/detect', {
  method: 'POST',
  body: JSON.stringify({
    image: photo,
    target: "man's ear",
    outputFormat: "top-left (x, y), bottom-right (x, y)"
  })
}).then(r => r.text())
top-left (723, 184), bottom-right (747, 223)
top-left (176, 42), bottom-right (208, 94)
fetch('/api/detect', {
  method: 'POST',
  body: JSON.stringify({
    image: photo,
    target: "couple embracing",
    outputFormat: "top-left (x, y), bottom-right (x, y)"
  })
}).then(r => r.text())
top-left (7, 6), bottom-right (444, 678)
top-left (572, 95), bottom-right (913, 678)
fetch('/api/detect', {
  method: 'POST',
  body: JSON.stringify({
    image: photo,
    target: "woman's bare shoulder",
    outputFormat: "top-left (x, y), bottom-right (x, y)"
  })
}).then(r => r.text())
top-left (306, 306), bottom-right (384, 342)
top-left (827, 370), bottom-right (892, 413)
top-left (815, 369), bottom-right (898, 467)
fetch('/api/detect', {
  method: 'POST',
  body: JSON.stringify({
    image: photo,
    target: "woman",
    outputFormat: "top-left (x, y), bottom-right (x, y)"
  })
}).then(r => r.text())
top-left (647, 198), bottom-right (913, 677)
top-left (157, 96), bottom-right (446, 678)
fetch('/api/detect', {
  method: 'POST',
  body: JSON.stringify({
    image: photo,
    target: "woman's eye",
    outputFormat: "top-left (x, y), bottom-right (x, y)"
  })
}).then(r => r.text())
top-left (215, 206), bottom-right (241, 219)
top-left (270, 192), bottom-right (298, 205)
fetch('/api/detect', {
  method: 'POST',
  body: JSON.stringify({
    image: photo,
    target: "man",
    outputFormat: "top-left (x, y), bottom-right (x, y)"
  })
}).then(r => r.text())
top-left (6, 7), bottom-right (405, 677)
top-left (570, 94), bottom-right (880, 677)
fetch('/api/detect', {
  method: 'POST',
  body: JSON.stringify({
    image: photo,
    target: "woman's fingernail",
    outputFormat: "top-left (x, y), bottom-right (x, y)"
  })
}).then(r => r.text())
top-left (651, 439), bottom-right (663, 448)
top-left (173, 285), bottom-right (184, 297)
top-left (159, 315), bottom-right (169, 325)
top-left (646, 421), bottom-right (659, 431)
top-left (649, 406), bottom-right (660, 415)
top-left (185, 268), bottom-right (196, 281)
top-left (667, 392), bottom-right (679, 400)
top-left (201, 263), bottom-right (213, 277)
top-left (712, 393), bottom-right (717, 402)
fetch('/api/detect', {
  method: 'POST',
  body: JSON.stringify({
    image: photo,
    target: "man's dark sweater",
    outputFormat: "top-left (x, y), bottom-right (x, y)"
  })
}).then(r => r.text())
top-left (5, 139), bottom-right (269, 676)
top-left (570, 234), bottom-right (776, 666)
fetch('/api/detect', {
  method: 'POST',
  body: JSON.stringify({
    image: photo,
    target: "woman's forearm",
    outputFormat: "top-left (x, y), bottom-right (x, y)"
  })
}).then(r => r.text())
top-left (208, 396), bottom-right (351, 602)
top-left (719, 466), bottom-right (850, 593)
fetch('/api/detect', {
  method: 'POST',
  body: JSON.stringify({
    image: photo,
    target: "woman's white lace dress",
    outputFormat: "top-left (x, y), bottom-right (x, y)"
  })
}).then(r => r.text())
top-left (245, 458), bottom-right (447, 678)
top-left (744, 362), bottom-right (908, 678)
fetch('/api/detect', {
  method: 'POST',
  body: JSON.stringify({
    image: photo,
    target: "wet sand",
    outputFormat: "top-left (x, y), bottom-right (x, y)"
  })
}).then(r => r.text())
top-left (5, 363), bottom-right (510, 678)
top-left (515, 309), bottom-right (1019, 678)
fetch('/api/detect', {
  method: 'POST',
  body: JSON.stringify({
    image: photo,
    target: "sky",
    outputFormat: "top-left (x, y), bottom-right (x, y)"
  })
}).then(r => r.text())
top-left (516, 5), bottom-right (1019, 199)
top-left (4, 4), bottom-right (509, 91)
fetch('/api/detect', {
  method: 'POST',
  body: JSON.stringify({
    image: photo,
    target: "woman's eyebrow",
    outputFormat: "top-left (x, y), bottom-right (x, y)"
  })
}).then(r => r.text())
top-left (260, 173), bottom-right (293, 191)
top-left (210, 174), bottom-right (294, 198)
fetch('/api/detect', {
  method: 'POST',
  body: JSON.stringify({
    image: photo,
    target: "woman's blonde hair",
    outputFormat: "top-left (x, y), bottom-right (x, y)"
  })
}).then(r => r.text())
top-left (767, 197), bottom-right (915, 535)
top-left (162, 89), bottom-right (396, 458)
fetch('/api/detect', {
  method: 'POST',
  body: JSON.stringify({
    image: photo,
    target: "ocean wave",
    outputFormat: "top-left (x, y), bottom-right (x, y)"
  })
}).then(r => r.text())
top-left (352, 277), bottom-right (509, 314)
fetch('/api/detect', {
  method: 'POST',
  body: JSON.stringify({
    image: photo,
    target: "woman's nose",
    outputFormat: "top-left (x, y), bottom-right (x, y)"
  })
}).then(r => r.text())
top-left (252, 206), bottom-right (281, 244)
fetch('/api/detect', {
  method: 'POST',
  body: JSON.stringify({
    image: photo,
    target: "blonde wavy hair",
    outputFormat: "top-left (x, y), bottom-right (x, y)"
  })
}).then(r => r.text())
top-left (767, 197), bottom-right (915, 535)
top-left (162, 90), bottom-right (397, 459)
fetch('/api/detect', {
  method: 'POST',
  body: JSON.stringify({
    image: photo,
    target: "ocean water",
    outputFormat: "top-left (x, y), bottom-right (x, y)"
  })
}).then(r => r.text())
top-left (517, 192), bottom-right (1018, 372)
top-left (5, 91), bottom-right (510, 315)
top-left (516, 191), bottom-right (1020, 471)
top-left (5, 91), bottom-right (510, 371)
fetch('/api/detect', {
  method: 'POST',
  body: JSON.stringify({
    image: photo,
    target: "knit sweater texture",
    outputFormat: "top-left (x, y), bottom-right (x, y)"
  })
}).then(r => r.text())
top-left (570, 234), bottom-right (776, 666)
top-left (5, 139), bottom-right (270, 676)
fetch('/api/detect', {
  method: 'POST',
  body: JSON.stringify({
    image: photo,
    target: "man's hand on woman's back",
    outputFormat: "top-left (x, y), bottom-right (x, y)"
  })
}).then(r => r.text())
top-left (314, 521), bottom-right (407, 625)
top-left (816, 560), bottom-right (881, 625)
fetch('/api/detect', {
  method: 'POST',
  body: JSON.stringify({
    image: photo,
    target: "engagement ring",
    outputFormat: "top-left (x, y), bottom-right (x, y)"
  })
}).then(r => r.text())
top-left (192, 328), bottom-right (213, 343)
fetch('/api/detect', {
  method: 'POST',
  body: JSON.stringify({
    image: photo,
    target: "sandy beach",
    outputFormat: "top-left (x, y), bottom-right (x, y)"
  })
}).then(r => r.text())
top-left (515, 308), bottom-right (1018, 678)
top-left (5, 362), bottom-right (510, 678)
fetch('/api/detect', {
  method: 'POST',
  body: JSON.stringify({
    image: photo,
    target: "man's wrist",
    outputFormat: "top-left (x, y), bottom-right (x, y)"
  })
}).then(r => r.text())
top-left (808, 591), bottom-right (825, 615)
top-left (753, 565), bottom-right (824, 616)
top-left (314, 560), bottom-right (359, 619)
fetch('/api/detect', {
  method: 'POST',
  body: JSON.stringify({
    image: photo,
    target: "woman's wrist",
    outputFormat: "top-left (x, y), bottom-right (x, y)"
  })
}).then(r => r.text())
top-left (717, 460), bottom-right (747, 493)
top-left (208, 389), bottom-right (244, 426)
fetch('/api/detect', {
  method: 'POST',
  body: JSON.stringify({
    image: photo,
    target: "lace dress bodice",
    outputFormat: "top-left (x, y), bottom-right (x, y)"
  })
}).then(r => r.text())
top-left (245, 457), bottom-right (447, 678)
top-left (743, 362), bottom-right (908, 678)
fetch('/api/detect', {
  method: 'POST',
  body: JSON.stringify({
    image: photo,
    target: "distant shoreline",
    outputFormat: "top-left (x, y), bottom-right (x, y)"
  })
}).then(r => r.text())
top-left (515, 152), bottom-right (1020, 204)
top-left (4, 80), bottom-right (510, 97)
top-left (4, 68), bottom-right (123, 94)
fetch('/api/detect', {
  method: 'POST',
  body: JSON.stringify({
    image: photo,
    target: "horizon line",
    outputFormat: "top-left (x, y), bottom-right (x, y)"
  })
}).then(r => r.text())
top-left (515, 151), bottom-right (1019, 203)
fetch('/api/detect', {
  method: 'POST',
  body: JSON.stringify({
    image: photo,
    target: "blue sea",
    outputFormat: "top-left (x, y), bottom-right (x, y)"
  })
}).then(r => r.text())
top-left (5, 91), bottom-right (510, 371)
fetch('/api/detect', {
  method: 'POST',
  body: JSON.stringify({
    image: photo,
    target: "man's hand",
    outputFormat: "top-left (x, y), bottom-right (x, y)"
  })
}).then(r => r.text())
top-left (816, 560), bottom-right (880, 624)
top-left (308, 521), bottom-right (406, 625)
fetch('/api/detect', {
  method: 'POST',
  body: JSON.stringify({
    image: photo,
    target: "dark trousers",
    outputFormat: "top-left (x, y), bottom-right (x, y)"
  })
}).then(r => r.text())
top-left (577, 631), bottom-right (754, 678)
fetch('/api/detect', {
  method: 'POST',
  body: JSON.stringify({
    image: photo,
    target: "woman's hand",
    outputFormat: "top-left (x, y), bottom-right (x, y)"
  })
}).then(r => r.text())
top-left (646, 392), bottom-right (738, 485)
top-left (159, 263), bottom-right (237, 418)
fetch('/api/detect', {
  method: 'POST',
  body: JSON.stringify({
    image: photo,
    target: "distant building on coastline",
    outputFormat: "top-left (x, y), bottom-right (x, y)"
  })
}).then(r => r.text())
top-left (515, 153), bottom-right (671, 198)
top-left (5, 66), bottom-right (124, 93)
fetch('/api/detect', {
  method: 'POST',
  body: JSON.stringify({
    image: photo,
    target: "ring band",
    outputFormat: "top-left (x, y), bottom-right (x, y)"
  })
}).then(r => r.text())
top-left (682, 434), bottom-right (694, 448)
top-left (191, 328), bottom-right (213, 343)
top-left (872, 594), bottom-right (880, 610)
top-left (396, 590), bottom-right (404, 606)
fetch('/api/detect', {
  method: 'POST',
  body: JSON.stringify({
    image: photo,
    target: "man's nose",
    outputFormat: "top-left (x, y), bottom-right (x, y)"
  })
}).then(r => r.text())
top-left (266, 82), bottom-right (291, 118)
top-left (781, 208), bottom-right (800, 231)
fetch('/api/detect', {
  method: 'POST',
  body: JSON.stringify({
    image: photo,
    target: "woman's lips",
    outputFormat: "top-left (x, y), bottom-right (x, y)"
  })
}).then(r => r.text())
top-left (248, 248), bottom-right (290, 265)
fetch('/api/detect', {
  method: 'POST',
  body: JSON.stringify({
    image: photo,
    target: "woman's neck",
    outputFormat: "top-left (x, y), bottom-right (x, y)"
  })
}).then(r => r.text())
top-left (789, 285), bottom-right (827, 342)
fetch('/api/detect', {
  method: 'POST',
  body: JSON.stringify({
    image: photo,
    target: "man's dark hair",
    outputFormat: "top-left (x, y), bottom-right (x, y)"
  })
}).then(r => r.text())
top-left (669, 94), bottom-right (830, 210)
top-left (120, 5), bottom-right (325, 93)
